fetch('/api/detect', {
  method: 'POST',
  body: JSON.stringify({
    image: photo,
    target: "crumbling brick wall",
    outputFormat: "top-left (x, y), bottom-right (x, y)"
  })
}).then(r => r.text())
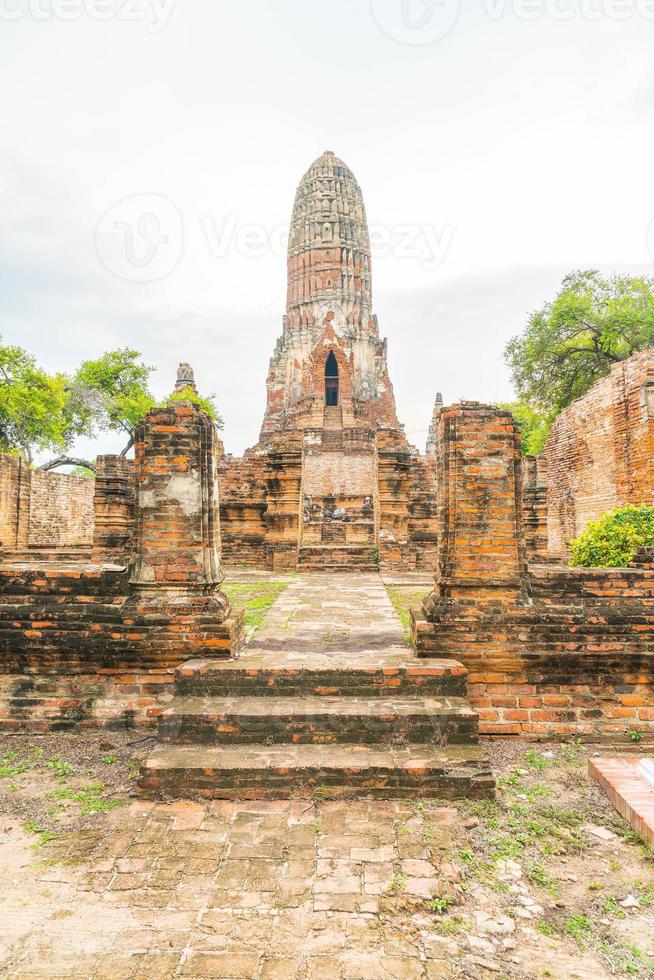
top-left (412, 401), bottom-right (654, 742)
top-left (544, 350), bottom-right (654, 557)
top-left (28, 469), bottom-right (94, 550)
top-left (0, 399), bottom-right (242, 731)
top-left (0, 454), bottom-right (94, 556)
top-left (522, 456), bottom-right (548, 563)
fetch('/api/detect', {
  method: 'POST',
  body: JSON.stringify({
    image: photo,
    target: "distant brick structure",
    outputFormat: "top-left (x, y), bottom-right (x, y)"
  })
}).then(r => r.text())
top-left (412, 401), bottom-right (654, 742)
top-left (522, 455), bottom-right (549, 563)
top-left (0, 455), bottom-right (94, 561)
top-left (219, 151), bottom-right (438, 571)
top-left (544, 350), bottom-right (654, 557)
top-left (0, 384), bottom-right (243, 730)
top-left (92, 455), bottom-right (135, 565)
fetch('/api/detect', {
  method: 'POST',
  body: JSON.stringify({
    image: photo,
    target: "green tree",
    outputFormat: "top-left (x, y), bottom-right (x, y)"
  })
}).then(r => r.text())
top-left (496, 401), bottom-right (553, 456)
top-left (164, 386), bottom-right (223, 428)
top-left (64, 348), bottom-right (156, 458)
top-left (505, 270), bottom-right (654, 415)
top-left (0, 340), bottom-right (69, 463)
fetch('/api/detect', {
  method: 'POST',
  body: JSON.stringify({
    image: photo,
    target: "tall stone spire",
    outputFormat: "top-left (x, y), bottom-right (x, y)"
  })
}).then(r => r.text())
top-left (286, 150), bottom-right (372, 328)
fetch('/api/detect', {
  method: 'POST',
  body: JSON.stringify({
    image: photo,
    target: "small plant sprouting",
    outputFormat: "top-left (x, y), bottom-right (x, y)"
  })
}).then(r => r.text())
top-left (626, 728), bottom-right (643, 743)
top-left (102, 753), bottom-right (119, 764)
top-left (524, 749), bottom-right (548, 772)
top-left (426, 895), bottom-right (453, 915)
top-left (565, 914), bottom-right (593, 946)
top-left (386, 873), bottom-right (408, 894)
top-left (48, 758), bottom-right (74, 780)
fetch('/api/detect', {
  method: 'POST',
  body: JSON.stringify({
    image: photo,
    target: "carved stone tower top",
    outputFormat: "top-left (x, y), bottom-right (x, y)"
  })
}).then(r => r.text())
top-left (286, 150), bottom-right (372, 330)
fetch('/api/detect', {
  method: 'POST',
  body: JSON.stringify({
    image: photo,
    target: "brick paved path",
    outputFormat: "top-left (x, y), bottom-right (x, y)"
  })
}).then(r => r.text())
top-left (2, 797), bottom-right (462, 978)
top-left (0, 575), bottom-right (487, 978)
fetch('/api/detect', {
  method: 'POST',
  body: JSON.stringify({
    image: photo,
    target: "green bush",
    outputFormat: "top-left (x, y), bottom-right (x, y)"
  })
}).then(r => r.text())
top-left (569, 505), bottom-right (654, 568)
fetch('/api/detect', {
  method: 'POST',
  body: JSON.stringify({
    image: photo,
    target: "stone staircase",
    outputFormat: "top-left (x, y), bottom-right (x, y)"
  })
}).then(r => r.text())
top-left (297, 543), bottom-right (378, 571)
top-left (137, 574), bottom-right (494, 801)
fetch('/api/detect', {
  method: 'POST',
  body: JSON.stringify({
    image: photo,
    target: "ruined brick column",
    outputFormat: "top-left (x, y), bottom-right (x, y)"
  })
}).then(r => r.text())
top-left (92, 455), bottom-right (135, 565)
top-left (522, 455), bottom-right (549, 564)
top-left (412, 402), bottom-right (530, 654)
top-left (123, 369), bottom-right (243, 660)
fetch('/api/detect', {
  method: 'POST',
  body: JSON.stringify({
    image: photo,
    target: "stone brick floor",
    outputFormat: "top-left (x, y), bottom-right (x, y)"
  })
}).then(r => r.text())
top-left (1, 797), bottom-right (467, 979)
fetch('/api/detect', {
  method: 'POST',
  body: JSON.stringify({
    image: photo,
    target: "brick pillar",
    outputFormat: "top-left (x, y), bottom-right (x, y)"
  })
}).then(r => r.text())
top-left (92, 455), bottom-right (135, 565)
top-left (522, 455), bottom-right (549, 564)
top-left (412, 402), bottom-right (530, 654)
top-left (123, 386), bottom-right (243, 660)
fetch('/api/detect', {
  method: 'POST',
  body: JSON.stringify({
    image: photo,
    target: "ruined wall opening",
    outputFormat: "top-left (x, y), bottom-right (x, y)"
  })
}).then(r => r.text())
top-left (325, 350), bottom-right (339, 406)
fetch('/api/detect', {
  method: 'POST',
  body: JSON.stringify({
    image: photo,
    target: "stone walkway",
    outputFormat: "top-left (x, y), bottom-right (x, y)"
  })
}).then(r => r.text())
top-left (0, 575), bottom-right (491, 978)
top-left (139, 573), bottom-right (491, 801)
top-left (2, 798), bottom-right (465, 979)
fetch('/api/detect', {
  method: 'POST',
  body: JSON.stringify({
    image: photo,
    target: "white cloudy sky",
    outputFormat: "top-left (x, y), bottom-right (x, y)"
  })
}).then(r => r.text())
top-left (2, 0), bottom-right (654, 458)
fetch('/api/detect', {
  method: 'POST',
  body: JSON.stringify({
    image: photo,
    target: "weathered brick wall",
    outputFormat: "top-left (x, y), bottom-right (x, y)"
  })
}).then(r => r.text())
top-left (28, 470), bottom-right (94, 549)
top-left (0, 398), bottom-right (243, 730)
top-left (413, 401), bottom-right (654, 742)
top-left (0, 454), bottom-right (94, 556)
top-left (92, 455), bottom-right (135, 565)
top-left (218, 454), bottom-right (268, 567)
top-left (0, 455), bottom-right (24, 552)
top-left (522, 456), bottom-right (549, 563)
top-left (544, 350), bottom-right (654, 556)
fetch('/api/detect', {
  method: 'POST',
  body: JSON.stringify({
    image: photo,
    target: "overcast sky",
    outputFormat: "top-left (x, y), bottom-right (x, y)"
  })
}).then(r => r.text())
top-left (2, 0), bottom-right (654, 458)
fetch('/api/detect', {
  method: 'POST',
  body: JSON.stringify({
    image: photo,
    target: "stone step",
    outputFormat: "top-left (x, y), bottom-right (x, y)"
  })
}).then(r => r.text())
top-left (298, 544), bottom-right (378, 571)
top-left (175, 657), bottom-right (468, 698)
top-left (158, 695), bottom-right (478, 746)
top-left (137, 742), bottom-right (494, 801)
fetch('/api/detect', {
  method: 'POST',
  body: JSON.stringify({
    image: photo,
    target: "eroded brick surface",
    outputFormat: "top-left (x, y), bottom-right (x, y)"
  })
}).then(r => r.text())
top-left (0, 798), bottom-right (465, 979)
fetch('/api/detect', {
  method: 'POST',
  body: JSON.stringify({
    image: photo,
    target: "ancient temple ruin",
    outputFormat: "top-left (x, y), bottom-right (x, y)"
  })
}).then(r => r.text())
top-left (218, 151), bottom-right (438, 572)
top-left (0, 151), bottom-right (652, 798)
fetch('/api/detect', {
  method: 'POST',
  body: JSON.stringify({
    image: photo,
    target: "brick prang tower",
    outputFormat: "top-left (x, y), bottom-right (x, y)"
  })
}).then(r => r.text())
top-left (218, 150), bottom-right (439, 571)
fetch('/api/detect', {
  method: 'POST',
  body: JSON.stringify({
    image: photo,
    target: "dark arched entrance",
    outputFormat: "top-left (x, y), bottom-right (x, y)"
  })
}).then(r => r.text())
top-left (325, 351), bottom-right (339, 406)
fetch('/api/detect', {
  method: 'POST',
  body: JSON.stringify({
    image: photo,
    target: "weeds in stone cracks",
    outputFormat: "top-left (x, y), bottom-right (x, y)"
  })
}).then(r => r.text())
top-left (600, 940), bottom-right (654, 977)
top-left (323, 628), bottom-right (350, 646)
top-left (23, 822), bottom-right (57, 847)
top-left (425, 895), bottom-right (453, 914)
top-left (52, 782), bottom-right (123, 815)
top-left (223, 581), bottom-right (290, 633)
top-left (384, 586), bottom-right (425, 645)
top-left (312, 784), bottom-right (332, 802)
top-left (385, 872), bottom-right (407, 895)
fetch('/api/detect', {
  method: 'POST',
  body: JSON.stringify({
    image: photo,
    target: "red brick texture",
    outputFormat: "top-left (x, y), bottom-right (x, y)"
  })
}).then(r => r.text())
top-left (589, 757), bottom-right (654, 849)
top-left (412, 402), bottom-right (654, 742)
top-left (92, 454), bottom-right (135, 565)
top-left (544, 350), bottom-right (654, 557)
top-left (0, 400), bottom-right (243, 731)
top-left (0, 454), bottom-right (94, 560)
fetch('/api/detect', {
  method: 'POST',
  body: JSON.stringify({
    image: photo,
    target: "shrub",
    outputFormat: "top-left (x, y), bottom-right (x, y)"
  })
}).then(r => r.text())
top-left (569, 505), bottom-right (654, 568)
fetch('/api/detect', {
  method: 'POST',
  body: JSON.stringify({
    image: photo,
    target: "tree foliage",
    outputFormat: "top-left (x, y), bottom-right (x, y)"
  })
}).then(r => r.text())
top-left (67, 348), bottom-right (156, 455)
top-left (496, 401), bottom-right (553, 457)
top-left (0, 339), bottom-right (223, 469)
top-left (505, 270), bottom-right (654, 416)
top-left (164, 386), bottom-right (223, 428)
top-left (0, 343), bottom-right (69, 462)
top-left (569, 505), bottom-right (654, 568)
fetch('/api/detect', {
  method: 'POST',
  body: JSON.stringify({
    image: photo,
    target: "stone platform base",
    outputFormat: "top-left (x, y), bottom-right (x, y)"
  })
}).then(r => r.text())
top-left (138, 743), bottom-right (494, 801)
top-left (138, 573), bottom-right (494, 801)
top-left (589, 757), bottom-right (654, 849)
